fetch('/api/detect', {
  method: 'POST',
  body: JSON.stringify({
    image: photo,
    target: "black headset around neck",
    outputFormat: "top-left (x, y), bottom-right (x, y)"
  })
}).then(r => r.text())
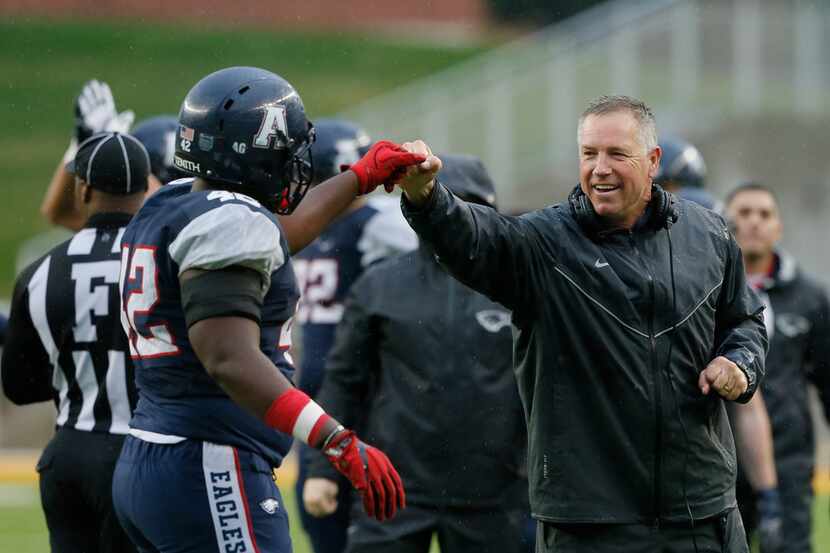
top-left (568, 183), bottom-right (679, 237)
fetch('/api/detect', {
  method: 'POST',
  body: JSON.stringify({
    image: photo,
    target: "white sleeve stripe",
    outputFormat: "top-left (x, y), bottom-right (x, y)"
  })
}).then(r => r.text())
top-left (28, 256), bottom-right (57, 364)
top-left (358, 207), bottom-right (418, 267)
top-left (293, 401), bottom-right (325, 443)
top-left (27, 257), bottom-right (70, 426)
top-left (168, 204), bottom-right (284, 282)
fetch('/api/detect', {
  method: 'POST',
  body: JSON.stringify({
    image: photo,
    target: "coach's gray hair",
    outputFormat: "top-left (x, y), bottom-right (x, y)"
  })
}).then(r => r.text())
top-left (577, 95), bottom-right (658, 153)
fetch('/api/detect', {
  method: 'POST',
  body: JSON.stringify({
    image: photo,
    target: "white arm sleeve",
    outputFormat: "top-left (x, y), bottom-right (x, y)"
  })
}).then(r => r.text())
top-left (358, 196), bottom-right (418, 267)
top-left (168, 204), bottom-right (284, 286)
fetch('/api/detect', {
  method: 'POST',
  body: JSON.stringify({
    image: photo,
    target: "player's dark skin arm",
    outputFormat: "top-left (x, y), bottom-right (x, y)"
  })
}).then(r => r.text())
top-left (277, 170), bottom-right (360, 255)
top-left (187, 312), bottom-right (340, 448)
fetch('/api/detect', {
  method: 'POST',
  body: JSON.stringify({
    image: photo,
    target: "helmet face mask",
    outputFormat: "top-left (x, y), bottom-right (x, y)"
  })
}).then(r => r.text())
top-left (174, 67), bottom-right (315, 214)
top-left (273, 125), bottom-right (315, 213)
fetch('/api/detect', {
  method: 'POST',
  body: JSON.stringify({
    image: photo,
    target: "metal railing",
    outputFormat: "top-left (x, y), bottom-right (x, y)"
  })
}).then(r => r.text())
top-left (338, 0), bottom-right (829, 209)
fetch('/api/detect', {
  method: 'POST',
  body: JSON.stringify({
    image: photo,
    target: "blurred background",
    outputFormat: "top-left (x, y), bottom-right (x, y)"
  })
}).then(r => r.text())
top-left (1, 0), bottom-right (828, 550)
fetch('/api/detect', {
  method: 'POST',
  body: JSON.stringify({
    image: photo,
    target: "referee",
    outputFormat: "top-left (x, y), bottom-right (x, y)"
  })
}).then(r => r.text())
top-left (2, 132), bottom-right (149, 553)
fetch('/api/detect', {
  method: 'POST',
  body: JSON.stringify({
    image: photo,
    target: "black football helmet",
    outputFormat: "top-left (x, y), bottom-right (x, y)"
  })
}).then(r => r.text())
top-left (309, 118), bottom-right (371, 184)
top-left (654, 137), bottom-right (707, 189)
top-left (175, 67), bottom-right (315, 213)
top-left (131, 115), bottom-right (185, 185)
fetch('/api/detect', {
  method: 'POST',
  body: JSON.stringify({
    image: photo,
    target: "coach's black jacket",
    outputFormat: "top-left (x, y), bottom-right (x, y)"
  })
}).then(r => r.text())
top-left (401, 182), bottom-right (767, 524)
top-left (755, 252), bottom-right (830, 475)
top-left (308, 245), bottom-right (527, 507)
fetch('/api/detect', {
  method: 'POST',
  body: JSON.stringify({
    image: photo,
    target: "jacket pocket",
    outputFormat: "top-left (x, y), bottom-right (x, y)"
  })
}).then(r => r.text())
top-left (706, 415), bottom-right (735, 472)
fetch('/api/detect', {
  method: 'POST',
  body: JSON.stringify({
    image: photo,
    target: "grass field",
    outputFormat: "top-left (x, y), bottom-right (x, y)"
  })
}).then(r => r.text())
top-left (0, 17), bottom-right (490, 297)
top-left (1, 482), bottom-right (828, 552)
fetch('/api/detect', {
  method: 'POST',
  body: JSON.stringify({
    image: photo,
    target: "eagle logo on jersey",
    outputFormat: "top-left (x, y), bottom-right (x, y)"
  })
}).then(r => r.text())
top-left (776, 313), bottom-right (811, 338)
top-left (476, 309), bottom-right (512, 333)
top-left (259, 498), bottom-right (280, 514)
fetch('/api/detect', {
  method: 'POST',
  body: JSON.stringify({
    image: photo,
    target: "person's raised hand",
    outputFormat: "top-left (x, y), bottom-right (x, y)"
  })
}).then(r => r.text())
top-left (74, 80), bottom-right (134, 144)
top-left (398, 140), bottom-right (442, 206)
top-left (347, 140), bottom-right (426, 195)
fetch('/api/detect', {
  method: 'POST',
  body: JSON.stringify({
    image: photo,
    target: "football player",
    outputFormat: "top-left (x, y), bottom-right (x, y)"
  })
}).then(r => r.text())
top-left (111, 66), bottom-right (420, 553)
top-left (294, 119), bottom-right (418, 553)
top-left (653, 136), bottom-right (722, 212)
top-left (130, 115), bottom-right (186, 188)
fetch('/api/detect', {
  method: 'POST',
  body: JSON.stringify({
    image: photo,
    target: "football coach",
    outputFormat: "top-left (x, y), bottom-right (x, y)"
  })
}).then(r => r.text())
top-left (395, 95), bottom-right (767, 552)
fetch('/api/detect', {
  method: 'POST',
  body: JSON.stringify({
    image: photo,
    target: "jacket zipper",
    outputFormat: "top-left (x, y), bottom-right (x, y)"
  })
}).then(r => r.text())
top-left (629, 231), bottom-right (662, 528)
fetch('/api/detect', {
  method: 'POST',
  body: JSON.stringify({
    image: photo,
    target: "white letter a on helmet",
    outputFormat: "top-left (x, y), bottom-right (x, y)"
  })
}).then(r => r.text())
top-left (253, 105), bottom-right (288, 150)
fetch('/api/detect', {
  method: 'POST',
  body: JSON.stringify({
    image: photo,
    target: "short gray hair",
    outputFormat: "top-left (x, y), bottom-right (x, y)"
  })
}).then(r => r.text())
top-left (577, 95), bottom-right (658, 152)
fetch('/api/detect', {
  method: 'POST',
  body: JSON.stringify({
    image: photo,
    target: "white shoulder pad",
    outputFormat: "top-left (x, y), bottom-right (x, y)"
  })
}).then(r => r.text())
top-left (358, 196), bottom-right (418, 267)
top-left (168, 203), bottom-right (284, 283)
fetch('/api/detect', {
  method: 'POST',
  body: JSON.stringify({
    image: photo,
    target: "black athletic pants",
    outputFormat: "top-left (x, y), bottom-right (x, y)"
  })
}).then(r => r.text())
top-left (345, 500), bottom-right (526, 553)
top-left (37, 427), bottom-right (135, 553)
top-left (535, 508), bottom-right (748, 553)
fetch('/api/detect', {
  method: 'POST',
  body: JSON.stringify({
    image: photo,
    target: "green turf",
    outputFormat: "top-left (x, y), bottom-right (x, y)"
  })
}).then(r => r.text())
top-left (0, 18), bottom-right (489, 297)
top-left (0, 484), bottom-right (827, 551)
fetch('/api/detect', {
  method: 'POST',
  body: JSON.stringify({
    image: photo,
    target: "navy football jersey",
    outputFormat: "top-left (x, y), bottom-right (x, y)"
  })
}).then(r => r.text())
top-left (294, 195), bottom-right (416, 397)
top-left (119, 180), bottom-right (298, 466)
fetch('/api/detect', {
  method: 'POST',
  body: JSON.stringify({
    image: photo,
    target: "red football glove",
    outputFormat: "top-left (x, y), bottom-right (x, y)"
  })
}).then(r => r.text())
top-left (323, 429), bottom-right (405, 521)
top-left (346, 140), bottom-right (426, 195)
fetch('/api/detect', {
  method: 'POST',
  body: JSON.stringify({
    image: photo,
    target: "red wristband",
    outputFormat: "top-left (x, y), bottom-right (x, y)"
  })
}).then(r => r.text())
top-left (264, 388), bottom-right (332, 446)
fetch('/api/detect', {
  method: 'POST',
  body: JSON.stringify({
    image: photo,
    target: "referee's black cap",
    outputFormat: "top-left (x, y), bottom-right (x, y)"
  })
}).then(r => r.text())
top-left (67, 132), bottom-right (150, 195)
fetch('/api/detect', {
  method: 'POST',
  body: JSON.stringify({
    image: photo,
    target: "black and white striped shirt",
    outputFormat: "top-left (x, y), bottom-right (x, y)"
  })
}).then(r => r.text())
top-left (2, 212), bottom-right (136, 434)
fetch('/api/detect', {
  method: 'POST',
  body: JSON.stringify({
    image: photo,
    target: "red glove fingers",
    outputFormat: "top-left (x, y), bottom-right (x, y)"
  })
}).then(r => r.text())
top-left (367, 445), bottom-right (405, 520)
top-left (323, 429), bottom-right (406, 522)
top-left (347, 140), bottom-right (426, 195)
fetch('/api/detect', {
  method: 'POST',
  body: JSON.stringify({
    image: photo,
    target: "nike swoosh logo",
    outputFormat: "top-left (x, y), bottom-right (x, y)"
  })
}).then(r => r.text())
top-left (594, 259), bottom-right (609, 268)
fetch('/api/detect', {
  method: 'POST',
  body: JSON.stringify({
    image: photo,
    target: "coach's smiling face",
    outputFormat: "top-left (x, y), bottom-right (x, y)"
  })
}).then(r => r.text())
top-left (578, 110), bottom-right (661, 230)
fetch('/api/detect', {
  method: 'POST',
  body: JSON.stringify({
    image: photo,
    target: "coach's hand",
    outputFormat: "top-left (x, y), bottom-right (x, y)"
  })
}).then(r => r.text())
top-left (699, 356), bottom-right (748, 401)
top-left (348, 140), bottom-right (426, 195)
top-left (74, 80), bottom-right (134, 144)
top-left (399, 140), bottom-right (442, 206)
top-left (323, 429), bottom-right (405, 521)
top-left (303, 478), bottom-right (340, 518)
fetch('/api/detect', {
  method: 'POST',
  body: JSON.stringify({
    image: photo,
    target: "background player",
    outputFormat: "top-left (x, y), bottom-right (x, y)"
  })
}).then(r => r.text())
top-left (293, 118), bottom-right (418, 553)
top-left (111, 66), bottom-right (420, 553)
top-left (129, 114), bottom-right (186, 186)
top-left (726, 182), bottom-right (830, 553)
top-left (653, 136), bottom-right (721, 212)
